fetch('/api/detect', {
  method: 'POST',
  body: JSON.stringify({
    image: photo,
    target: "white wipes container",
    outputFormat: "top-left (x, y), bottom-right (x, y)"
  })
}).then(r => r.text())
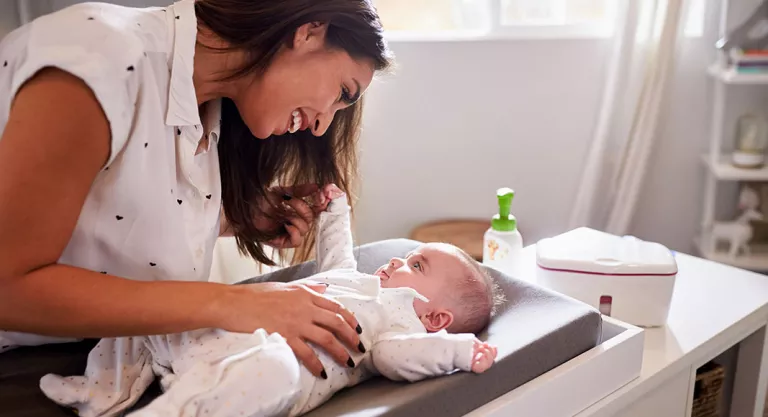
top-left (536, 228), bottom-right (678, 327)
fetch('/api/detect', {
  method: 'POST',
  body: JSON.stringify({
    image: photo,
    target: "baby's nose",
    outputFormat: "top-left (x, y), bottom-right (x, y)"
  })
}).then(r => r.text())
top-left (390, 258), bottom-right (404, 268)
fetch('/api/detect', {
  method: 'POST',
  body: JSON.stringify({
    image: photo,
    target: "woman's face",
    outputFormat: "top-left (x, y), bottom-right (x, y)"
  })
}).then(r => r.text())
top-left (233, 23), bottom-right (375, 139)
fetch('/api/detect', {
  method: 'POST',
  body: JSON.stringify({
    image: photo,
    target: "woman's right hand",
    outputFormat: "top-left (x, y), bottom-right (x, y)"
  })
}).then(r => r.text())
top-left (250, 184), bottom-right (330, 250)
top-left (212, 282), bottom-right (363, 378)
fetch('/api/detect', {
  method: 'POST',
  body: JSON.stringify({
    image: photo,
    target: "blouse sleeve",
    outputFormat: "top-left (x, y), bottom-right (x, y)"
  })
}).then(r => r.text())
top-left (6, 8), bottom-right (143, 167)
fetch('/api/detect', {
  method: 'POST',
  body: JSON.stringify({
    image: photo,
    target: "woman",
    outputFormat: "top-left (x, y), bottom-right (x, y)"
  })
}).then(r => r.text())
top-left (0, 0), bottom-right (392, 378)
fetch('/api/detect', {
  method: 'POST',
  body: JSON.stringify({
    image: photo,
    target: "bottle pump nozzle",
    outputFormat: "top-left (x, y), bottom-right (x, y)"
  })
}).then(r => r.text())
top-left (491, 188), bottom-right (517, 232)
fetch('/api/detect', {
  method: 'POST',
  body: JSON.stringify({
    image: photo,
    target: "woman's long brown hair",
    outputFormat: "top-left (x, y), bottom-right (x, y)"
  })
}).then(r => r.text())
top-left (195, 0), bottom-right (392, 266)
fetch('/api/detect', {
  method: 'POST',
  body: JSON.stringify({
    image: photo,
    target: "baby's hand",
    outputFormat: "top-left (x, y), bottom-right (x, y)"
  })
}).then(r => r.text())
top-left (323, 184), bottom-right (345, 201)
top-left (471, 339), bottom-right (497, 373)
top-left (311, 184), bottom-right (346, 212)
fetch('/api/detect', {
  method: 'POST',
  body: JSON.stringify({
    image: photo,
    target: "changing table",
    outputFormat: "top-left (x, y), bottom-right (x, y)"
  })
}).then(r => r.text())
top-left (472, 228), bottom-right (768, 417)
top-left (2, 228), bottom-right (767, 416)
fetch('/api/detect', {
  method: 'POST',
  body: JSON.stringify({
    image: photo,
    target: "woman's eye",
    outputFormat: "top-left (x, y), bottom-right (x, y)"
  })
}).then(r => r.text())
top-left (340, 86), bottom-right (351, 103)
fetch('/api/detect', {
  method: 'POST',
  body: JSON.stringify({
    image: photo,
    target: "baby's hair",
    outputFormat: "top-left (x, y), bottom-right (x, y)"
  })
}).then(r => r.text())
top-left (448, 247), bottom-right (506, 334)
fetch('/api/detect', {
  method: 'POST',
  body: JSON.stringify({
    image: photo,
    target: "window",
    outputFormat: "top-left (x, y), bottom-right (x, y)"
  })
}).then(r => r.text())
top-left (374, 0), bottom-right (492, 37)
top-left (374, 0), bottom-right (705, 40)
top-left (500, 0), bottom-right (611, 26)
top-left (498, 0), bottom-right (618, 37)
top-left (375, 0), bottom-right (615, 40)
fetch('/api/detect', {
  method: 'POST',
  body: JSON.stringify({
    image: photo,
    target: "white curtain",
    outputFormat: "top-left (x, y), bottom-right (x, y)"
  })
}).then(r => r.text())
top-left (568, 0), bottom-right (688, 234)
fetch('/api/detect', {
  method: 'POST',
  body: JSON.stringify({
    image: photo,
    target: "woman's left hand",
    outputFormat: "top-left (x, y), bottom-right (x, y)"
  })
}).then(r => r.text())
top-left (258, 184), bottom-right (329, 249)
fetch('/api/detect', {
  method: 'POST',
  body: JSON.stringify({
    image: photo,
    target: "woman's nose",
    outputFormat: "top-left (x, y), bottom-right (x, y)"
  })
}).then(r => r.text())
top-left (311, 111), bottom-right (333, 137)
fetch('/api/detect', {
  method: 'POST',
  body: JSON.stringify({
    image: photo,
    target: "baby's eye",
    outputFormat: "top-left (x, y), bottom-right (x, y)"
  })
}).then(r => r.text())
top-left (413, 261), bottom-right (422, 271)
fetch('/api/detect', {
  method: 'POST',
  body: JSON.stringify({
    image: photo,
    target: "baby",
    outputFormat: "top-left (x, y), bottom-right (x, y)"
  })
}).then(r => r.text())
top-left (40, 185), bottom-right (503, 417)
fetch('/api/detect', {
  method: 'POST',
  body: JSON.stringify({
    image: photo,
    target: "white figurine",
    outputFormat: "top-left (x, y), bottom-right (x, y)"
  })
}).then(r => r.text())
top-left (709, 186), bottom-right (764, 258)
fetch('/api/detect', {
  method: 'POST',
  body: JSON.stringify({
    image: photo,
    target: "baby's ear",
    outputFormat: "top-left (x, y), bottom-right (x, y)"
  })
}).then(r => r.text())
top-left (421, 309), bottom-right (453, 332)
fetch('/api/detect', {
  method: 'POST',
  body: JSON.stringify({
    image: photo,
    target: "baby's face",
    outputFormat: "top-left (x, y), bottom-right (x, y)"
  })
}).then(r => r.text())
top-left (373, 243), bottom-right (467, 317)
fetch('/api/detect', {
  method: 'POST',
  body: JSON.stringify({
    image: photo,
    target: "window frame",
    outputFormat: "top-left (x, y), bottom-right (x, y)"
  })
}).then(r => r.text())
top-left (377, 0), bottom-right (705, 42)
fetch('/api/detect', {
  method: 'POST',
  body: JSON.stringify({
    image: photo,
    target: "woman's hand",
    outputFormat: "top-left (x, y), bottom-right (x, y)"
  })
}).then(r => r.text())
top-left (213, 282), bottom-right (363, 378)
top-left (251, 184), bottom-right (330, 249)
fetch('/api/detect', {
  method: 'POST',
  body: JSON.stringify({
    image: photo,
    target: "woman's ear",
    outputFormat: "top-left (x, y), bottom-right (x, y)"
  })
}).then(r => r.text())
top-left (420, 309), bottom-right (454, 332)
top-left (292, 22), bottom-right (328, 50)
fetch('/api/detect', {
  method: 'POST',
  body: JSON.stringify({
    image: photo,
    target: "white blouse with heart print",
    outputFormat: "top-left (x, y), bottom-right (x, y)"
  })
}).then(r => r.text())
top-left (0, 0), bottom-right (224, 351)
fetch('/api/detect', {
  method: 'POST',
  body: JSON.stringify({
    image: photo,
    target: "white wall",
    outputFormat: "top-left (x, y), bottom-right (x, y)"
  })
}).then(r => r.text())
top-left (356, 39), bottom-right (612, 246)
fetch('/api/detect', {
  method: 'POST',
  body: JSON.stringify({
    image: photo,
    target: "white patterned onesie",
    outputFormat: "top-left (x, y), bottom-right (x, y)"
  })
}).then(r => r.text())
top-left (40, 196), bottom-right (477, 417)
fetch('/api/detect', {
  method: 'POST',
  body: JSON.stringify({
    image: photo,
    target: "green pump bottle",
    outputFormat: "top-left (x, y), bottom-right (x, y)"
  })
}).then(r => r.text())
top-left (482, 188), bottom-right (523, 273)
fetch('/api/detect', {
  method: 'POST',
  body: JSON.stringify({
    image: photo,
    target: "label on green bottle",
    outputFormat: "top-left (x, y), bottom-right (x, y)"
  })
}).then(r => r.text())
top-left (484, 237), bottom-right (511, 262)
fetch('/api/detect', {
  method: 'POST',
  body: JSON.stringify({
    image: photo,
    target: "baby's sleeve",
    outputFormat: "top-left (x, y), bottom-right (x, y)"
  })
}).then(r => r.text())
top-left (315, 195), bottom-right (357, 272)
top-left (369, 330), bottom-right (476, 382)
top-left (7, 10), bottom-right (142, 168)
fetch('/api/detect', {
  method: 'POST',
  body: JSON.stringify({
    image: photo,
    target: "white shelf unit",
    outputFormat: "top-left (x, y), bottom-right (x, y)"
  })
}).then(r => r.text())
top-left (707, 64), bottom-right (768, 85)
top-left (694, 236), bottom-right (768, 271)
top-left (701, 154), bottom-right (768, 181)
top-left (699, 0), bottom-right (768, 272)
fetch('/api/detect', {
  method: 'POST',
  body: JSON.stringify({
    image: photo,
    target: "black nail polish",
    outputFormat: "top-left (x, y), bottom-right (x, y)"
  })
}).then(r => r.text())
top-left (320, 369), bottom-right (328, 380)
top-left (356, 324), bottom-right (362, 334)
top-left (358, 342), bottom-right (366, 354)
top-left (282, 194), bottom-right (292, 201)
top-left (347, 357), bottom-right (355, 368)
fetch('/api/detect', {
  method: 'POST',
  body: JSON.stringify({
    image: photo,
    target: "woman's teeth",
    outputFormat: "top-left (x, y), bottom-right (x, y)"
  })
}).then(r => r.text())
top-left (289, 110), bottom-right (301, 134)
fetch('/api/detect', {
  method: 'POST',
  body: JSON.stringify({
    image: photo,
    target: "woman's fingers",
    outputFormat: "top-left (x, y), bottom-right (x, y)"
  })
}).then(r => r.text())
top-left (286, 337), bottom-right (326, 378)
top-left (265, 234), bottom-right (291, 249)
top-left (284, 198), bottom-right (314, 227)
top-left (304, 326), bottom-right (356, 369)
top-left (285, 224), bottom-right (303, 247)
top-left (283, 184), bottom-right (320, 198)
top-left (312, 295), bottom-right (361, 337)
top-left (300, 283), bottom-right (328, 294)
top-left (265, 224), bottom-right (303, 249)
top-left (284, 213), bottom-right (310, 236)
top-left (314, 310), bottom-right (365, 354)
top-left (266, 197), bottom-right (312, 248)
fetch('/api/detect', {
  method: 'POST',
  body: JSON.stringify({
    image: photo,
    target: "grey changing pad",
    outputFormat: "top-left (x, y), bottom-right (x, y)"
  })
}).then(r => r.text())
top-left (239, 238), bottom-right (602, 417)
top-left (0, 239), bottom-right (601, 417)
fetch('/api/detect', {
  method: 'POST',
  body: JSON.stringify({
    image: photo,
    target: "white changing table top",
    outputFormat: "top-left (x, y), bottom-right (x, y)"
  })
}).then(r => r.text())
top-left (510, 228), bottom-right (768, 416)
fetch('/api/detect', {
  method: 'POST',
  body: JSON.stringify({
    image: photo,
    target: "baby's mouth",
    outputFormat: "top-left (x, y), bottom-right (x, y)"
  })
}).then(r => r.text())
top-left (374, 266), bottom-right (389, 279)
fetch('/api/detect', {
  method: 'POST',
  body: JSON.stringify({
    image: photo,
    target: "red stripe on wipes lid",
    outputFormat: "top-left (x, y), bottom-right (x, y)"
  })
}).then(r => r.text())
top-left (537, 264), bottom-right (677, 277)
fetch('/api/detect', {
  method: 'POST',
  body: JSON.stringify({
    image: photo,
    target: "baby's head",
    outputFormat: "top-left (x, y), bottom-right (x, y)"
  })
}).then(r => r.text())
top-left (374, 243), bottom-right (504, 334)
